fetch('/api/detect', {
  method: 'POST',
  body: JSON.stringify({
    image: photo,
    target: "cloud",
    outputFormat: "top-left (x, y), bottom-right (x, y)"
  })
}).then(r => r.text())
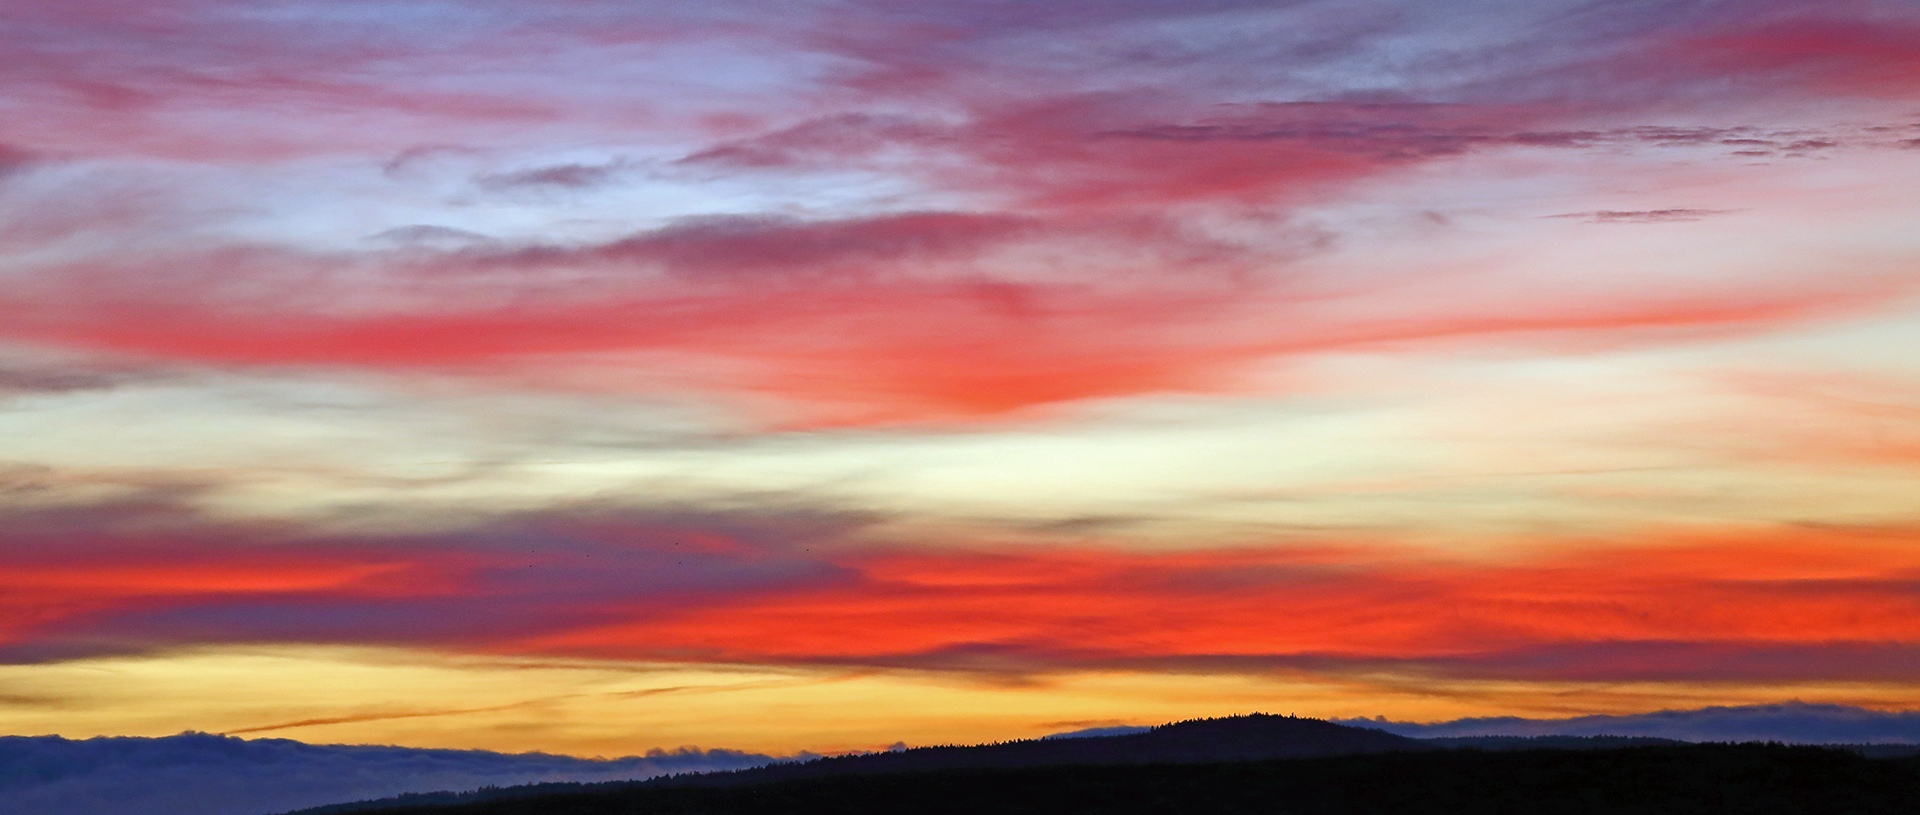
top-left (1042, 725), bottom-right (1152, 740)
top-left (0, 345), bottom-right (184, 397)
top-left (794, 0), bottom-right (1920, 115)
top-left (364, 225), bottom-right (499, 250)
top-left (0, 499), bottom-right (864, 664)
top-left (0, 2), bottom-right (686, 159)
top-left (0, 144), bottom-right (35, 179)
top-left (0, 732), bottom-right (782, 815)
top-left (220, 703), bottom-right (555, 736)
top-left (1547, 209), bottom-right (1739, 223)
top-left (1406, 640), bottom-right (1920, 684)
top-left (680, 113), bottom-right (941, 169)
top-left (476, 162), bottom-right (627, 192)
top-left (10, 497), bottom-right (1920, 687)
top-left (1346, 701), bottom-right (1920, 744)
top-left (1, 2), bottom-right (1918, 774)
top-left (2, 1), bottom-right (1912, 166)
top-left (1668, 15), bottom-right (1920, 99)
top-left (576, 211), bottom-right (1036, 280)
top-left (498, 525), bottom-right (1920, 682)
top-left (6, 182), bottom-right (1909, 427)
top-left (2, 2), bottom-right (1916, 428)
top-left (0, 366), bottom-right (125, 395)
top-left (0, 212), bottom-right (1266, 422)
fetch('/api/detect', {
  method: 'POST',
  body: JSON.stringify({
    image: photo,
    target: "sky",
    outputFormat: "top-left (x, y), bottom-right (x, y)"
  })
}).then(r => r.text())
top-left (2, 0), bottom-right (1919, 758)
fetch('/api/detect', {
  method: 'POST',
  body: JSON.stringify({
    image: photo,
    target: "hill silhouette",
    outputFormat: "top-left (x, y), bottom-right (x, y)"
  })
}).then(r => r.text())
top-left (283, 715), bottom-right (1920, 815)
top-left (283, 715), bottom-right (1424, 813)
top-left (298, 743), bottom-right (1920, 815)
top-left (671, 713), bottom-right (1430, 785)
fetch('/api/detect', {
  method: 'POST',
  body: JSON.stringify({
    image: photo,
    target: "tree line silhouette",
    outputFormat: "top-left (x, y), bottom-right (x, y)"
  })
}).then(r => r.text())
top-left (290, 715), bottom-right (1920, 815)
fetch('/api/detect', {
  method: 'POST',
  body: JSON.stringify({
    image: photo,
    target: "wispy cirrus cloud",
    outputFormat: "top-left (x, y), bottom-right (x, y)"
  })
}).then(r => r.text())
top-left (5, 185), bottom-right (1912, 426)
top-left (1, 2), bottom-right (1915, 423)
top-left (1547, 209), bottom-right (1740, 223)
top-left (1664, 15), bottom-right (1920, 99)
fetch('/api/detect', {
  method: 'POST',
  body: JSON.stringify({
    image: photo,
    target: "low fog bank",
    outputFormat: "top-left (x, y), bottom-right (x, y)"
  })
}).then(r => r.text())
top-left (1340, 702), bottom-right (1920, 744)
top-left (0, 732), bottom-right (784, 815)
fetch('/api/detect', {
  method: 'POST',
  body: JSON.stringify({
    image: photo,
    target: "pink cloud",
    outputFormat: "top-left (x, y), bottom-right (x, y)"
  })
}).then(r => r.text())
top-left (1674, 16), bottom-right (1920, 98)
top-left (2, 204), bottom-right (1906, 425)
top-left (5, 3), bottom-right (1914, 425)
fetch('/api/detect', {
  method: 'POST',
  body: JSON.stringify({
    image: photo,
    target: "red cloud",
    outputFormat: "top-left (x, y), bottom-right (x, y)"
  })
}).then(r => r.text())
top-left (5, 2), bottom-right (1919, 428)
top-left (524, 528), bottom-right (1920, 672)
top-left (0, 545), bottom-right (465, 652)
top-left (7, 508), bottom-right (1920, 684)
top-left (4, 226), bottom-right (1903, 426)
top-left (1677, 17), bottom-right (1920, 98)
top-left (952, 97), bottom-right (1397, 210)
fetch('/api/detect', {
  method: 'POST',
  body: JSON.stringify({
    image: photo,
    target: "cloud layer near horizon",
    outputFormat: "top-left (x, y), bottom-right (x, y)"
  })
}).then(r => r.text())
top-left (0, 732), bottom-right (780, 815)
top-left (8, 507), bottom-right (1920, 684)
top-left (1349, 702), bottom-right (1920, 744)
top-left (3, 0), bottom-right (1919, 755)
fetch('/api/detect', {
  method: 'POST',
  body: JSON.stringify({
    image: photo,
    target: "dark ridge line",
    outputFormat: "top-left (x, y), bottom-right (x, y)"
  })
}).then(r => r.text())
top-left (278, 714), bottom-right (1920, 814)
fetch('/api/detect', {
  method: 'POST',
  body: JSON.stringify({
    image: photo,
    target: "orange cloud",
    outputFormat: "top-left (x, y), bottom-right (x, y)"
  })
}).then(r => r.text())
top-left (0, 543), bottom-right (469, 652)
top-left (6, 506), bottom-right (1920, 686)
top-left (515, 526), bottom-right (1920, 680)
top-left (7, 229), bottom-right (1905, 427)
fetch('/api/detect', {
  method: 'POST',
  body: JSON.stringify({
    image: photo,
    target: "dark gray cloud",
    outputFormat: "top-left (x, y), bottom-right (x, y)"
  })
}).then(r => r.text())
top-left (1042, 725), bottom-right (1152, 740)
top-left (0, 349), bottom-right (200, 397)
top-left (475, 162), bottom-right (626, 192)
top-left (1340, 702), bottom-right (1920, 744)
top-left (381, 145), bottom-right (482, 180)
top-left (0, 365), bottom-right (126, 394)
top-left (679, 113), bottom-right (940, 169)
top-left (1547, 208), bottom-right (1738, 223)
top-left (680, 104), bottom-right (1877, 188)
top-left (364, 225), bottom-right (499, 249)
top-left (544, 211), bottom-right (1036, 280)
top-left (0, 497), bottom-right (871, 666)
top-left (0, 144), bottom-right (35, 179)
top-left (811, 637), bottom-right (1920, 688)
top-left (0, 732), bottom-right (783, 815)
top-left (0, 348), bottom-right (177, 396)
top-left (1106, 117), bottom-right (1863, 161)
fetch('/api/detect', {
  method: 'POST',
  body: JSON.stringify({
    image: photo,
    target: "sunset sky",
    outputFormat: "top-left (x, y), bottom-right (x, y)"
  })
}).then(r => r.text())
top-left (4, 0), bottom-right (1920, 757)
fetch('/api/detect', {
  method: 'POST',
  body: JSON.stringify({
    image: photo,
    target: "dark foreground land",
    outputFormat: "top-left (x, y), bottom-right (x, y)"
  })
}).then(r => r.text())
top-left (324, 743), bottom-right (1920, 815)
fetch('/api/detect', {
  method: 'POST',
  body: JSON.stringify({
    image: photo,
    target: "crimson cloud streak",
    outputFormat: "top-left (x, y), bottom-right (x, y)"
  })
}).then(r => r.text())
top-left (6, 506), bottom-right (1920, 686)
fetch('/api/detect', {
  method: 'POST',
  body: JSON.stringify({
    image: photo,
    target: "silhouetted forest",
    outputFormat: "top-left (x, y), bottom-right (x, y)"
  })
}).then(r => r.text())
top-left (314, 743), bottom-right (1920, 815)
top-left (287, 715), bottom-right (1415, 813)
top-left (658, 713), bottom-right (1430, 784)
top-left (288, 716), bottom-right (1920, 815)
